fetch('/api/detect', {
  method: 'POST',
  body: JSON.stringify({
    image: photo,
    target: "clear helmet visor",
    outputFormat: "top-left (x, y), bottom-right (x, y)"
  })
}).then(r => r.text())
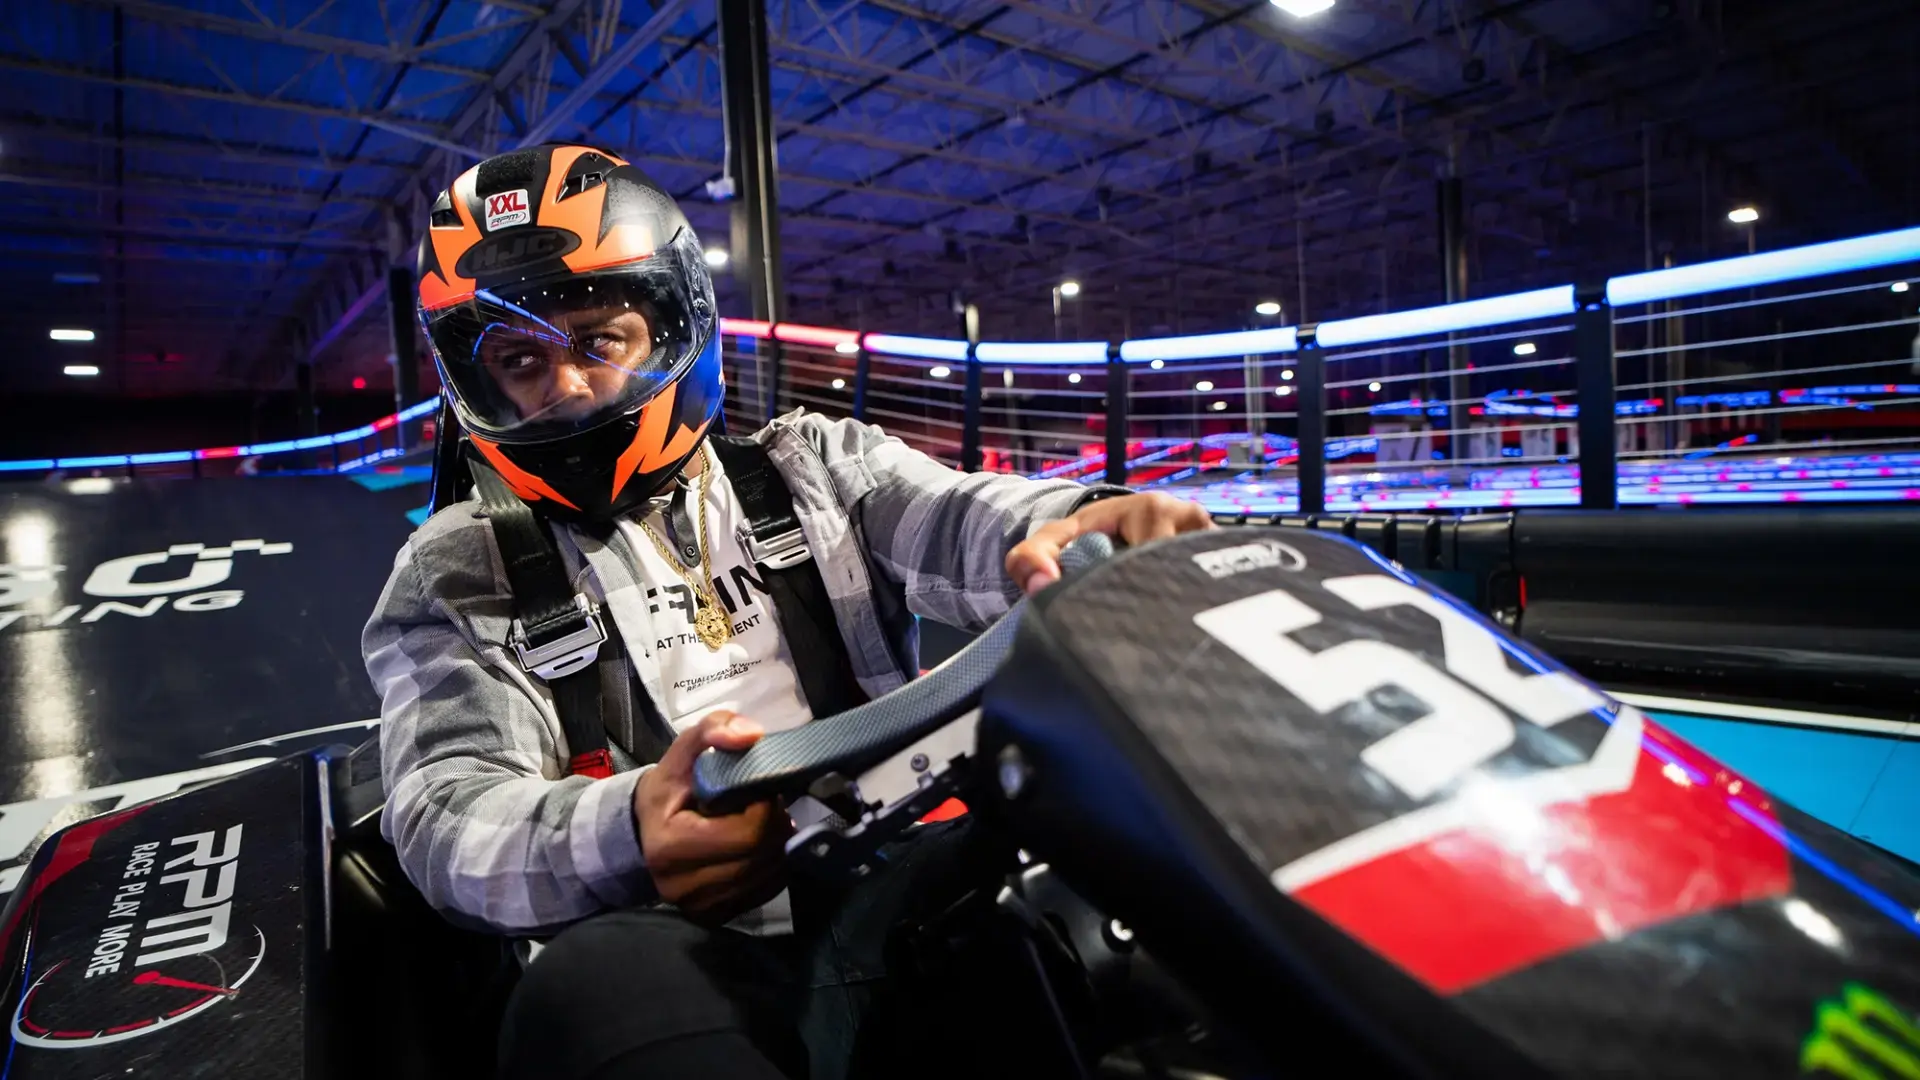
top-left (424, 229), bottom-right (715, 443)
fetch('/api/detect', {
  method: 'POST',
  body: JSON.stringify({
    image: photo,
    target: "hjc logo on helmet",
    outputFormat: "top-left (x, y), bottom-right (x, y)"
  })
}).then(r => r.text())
top-left (454, 227), bottom-right (583, 280)
top-left (484, 188), bottom-right (531, 231)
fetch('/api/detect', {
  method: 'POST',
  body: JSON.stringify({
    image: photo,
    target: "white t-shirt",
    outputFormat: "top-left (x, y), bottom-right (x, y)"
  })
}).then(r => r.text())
top-left (614, 450), bottom-right (813, 737)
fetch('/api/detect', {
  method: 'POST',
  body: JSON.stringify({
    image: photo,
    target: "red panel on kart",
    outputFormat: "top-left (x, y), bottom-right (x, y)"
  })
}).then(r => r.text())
top-left (1289, 719), bottom-right (1790, 992)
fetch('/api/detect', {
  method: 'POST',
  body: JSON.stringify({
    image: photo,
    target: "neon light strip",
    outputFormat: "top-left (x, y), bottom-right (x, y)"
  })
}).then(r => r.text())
top-left (773, 323), bottom-right (859, 348)
top-left (0, 397), bottom-right (441, 474)
top-left (1119, 327), bottom-right (1298, 363)
top-left (1608, 226), bottom-right (1920, 306)
top-left (864, 333), bottom-right (970, 361)
top-left (1315, 286), bottom-right (1576, 347)
top-left (974, 341), bottom-right (1109, 364)
top-left (720, 318), bottom-right (772, 339)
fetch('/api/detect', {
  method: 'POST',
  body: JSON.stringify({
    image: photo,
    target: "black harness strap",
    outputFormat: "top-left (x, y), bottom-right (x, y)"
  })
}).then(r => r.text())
top-left (469, 459), bottom-right (627, 777)
top-left (707, 436), bottom-right (868, 719)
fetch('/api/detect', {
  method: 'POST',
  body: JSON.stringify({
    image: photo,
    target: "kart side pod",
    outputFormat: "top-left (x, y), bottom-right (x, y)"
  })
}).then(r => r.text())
top-left (977, 527), bottom-right (1920, 1079)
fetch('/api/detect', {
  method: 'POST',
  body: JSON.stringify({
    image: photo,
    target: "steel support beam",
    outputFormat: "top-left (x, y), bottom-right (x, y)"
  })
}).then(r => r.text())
top-left (719, 0), bottom-right (783, 328)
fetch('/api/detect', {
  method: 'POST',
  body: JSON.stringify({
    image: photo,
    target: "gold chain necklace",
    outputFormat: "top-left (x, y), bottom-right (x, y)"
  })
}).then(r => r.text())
top-left (634, 445), bottom-right (733, 651)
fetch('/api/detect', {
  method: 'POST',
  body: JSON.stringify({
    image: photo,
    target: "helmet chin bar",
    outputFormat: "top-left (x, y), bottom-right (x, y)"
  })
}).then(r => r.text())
top-left (785, 708), bottom-right (981, 880)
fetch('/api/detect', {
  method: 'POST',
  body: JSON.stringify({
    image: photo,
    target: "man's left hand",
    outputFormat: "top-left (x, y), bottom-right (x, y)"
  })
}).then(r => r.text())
top-left (1008, 492), bottom-right (1213, 596)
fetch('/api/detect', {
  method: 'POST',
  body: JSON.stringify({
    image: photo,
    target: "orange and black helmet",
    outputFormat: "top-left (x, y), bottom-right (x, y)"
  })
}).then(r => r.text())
top-left (416, 143), bottom-right (723, 523)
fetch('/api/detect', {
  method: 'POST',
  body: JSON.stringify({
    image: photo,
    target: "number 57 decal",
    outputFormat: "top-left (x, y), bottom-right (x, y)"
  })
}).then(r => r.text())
top-left (1193, 575), bottom-right (1609, 800)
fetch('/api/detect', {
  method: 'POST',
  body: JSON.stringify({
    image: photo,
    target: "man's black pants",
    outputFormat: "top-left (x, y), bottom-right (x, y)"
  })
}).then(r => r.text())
top-left (498, 818), bottom-right (990, 1080)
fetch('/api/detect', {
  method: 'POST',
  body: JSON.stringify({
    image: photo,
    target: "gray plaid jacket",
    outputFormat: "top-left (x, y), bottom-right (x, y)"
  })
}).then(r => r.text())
top-left (364, 410), bottom-right (1120, 935)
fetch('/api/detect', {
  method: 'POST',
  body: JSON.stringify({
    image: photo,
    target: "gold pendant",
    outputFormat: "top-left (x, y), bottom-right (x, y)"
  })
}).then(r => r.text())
top-left (694, 603), bottom-right (732, 651)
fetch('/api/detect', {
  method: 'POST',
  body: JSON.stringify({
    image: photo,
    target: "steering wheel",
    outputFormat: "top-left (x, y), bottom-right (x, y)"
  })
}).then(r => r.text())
top-left (693, 533), bottom-right (1117, 875)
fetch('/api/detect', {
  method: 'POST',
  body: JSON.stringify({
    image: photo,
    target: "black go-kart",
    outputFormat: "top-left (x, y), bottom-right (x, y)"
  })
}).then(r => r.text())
top-left (2, 527), bottom-right (1917, 1080)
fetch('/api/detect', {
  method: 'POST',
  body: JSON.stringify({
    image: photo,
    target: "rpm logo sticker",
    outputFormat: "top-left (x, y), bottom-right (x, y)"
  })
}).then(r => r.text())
top-left (1191, 539), bottom-right (1306, 580)
top-left (485, 189), bottom-right (531, 231)
top-left (11, 825), bottom-right (265, 1048)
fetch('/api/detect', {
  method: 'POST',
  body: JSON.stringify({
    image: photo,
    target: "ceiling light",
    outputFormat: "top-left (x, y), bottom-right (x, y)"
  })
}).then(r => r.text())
top-left (1275, 385), bottom-right (1292, 397)
top-left (1149, 359), bottom-right (1164, 369)
top-left (1194, 380), bottom-right (1214, 392)
top-left (1211, 400), bottom-right (1228, 411)
top-left (67, 477), bottom-right (114, 494)
top-left (1280, 369), bottom-right (1294, 380)
top-left (64, 364), bottom-right (100, 377)
top-left (1894, 282), bottom-right (1910, 293)
top-left (831, 378), bottom-right (846, 390)
top-left (703, 247), bottom-right (730, 268)
top-left (1067, 372), bottom-right (1082, 384)
top-left (1058, 280), bottom-right (1081, 298)
top-left (50, 328), bottom-right (95, 342)
top-left (1255, 300), bottom-right (1282, 316)
top-left (1513, 341), bottom-right (1537, 356)
top-left (1727, 206), bottom-right (1759, 224)
top-left (929, 365), bottom-right (952, 379)
top-left (1270, 0), bottom-right (1335, 16)
top-left (835, 341), bottom-right (859, 354)
top-left (1368, 381), bottom-right (1382, 392)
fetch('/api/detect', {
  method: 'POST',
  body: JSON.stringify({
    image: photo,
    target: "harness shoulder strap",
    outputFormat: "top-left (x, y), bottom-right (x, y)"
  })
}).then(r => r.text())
top-left (469, 458), bottom-right (672, 775)
top-left (706, 436), bottom-right (867, 718)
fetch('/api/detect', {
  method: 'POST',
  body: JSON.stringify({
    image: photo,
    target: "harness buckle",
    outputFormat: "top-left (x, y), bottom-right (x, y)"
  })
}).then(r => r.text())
top-left (511, 594), bottom-right (607, 680)
top-left (748, 526), bottom-right (812, 570)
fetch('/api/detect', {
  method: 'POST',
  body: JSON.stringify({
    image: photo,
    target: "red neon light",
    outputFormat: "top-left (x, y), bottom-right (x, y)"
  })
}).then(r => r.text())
top-left (773, 323), bottom-right (859, 348)
top-left (720, 318), bottom-right (773, 339)
top-left (372, 415), bottom-right (398, 431)
top-left (199, 447), bottom-right (242, 459)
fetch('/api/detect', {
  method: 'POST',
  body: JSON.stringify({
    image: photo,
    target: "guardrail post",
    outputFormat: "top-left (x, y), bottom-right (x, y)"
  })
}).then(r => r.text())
top-left (961, 344), bottom-right (983, 472)
top-left (1573, 284), bottom-right (1617, 510)
top-left (1105, 346), bottom-right (1128, 485)
top-left (851, 345), bottom-right (870, 423)
top-left (1297, 326), bottom-right (1326, 515)
top-left (764, 336), bottom-right (785, 422)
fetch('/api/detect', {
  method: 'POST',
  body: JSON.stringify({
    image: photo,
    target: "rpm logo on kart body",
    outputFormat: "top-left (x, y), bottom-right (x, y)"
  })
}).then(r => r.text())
top-left (11, 826), bottom-right (263, 1048)
top-left (1190, 538), bottom-right (1306, 580)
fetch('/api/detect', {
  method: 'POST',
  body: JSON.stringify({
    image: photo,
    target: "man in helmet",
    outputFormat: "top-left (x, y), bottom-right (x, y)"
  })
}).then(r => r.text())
top-left (365, 144), bottom-right (1212, 1079)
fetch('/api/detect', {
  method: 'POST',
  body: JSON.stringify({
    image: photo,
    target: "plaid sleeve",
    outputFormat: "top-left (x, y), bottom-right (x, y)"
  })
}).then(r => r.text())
top-left (797, 414), bottom-right (1127, 632)
top-left (364, 520), bottom-right (653, 937)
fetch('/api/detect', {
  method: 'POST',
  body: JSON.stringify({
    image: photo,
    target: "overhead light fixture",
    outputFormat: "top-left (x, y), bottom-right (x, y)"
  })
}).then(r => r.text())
top-left (1275, 385), bottom-right (1293, 397)
top-left (1211, 400), bottom-right (1229, 411)
top-left (1058, 280), bottom-right (1081, 298)
top-left (64, 364), bottom-right (100, 377)
top-left (1270, 0), bottom-right (1335, 16)
top-left (929, 365), bottom-right (952, 379)
top-left (831, 378), bottom-right (846, 390)
top-left (1727, 206), bottom-right (1759, 225)
top-left (1368, 381), bottom-right (1382, 392)
top-left (1894, 281), bottom-right (1911, 293)
top-left (1280, 369), bottom-right (1294, 381)
top-left (835, 341), bottom-right (860, 354)
top-left (1067, 372), bottom-right (1082, 384)
top-left (1149, 359), bottom-right (1165, 370)
top-left (1254, 300), bottom-right (1282, 317)
top-left (1194, 380), bottom-right (1214, 392)
top-left (50, 328), bottom-right (95, 342)
top-left (1513, 341), bottom-right (1538, 356)
top-left (703, 247), bottom-right (730, 268)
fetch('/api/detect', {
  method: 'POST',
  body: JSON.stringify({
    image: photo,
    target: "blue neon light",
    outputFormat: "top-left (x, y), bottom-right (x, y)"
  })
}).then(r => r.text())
top-left (128, 451), bottom-right (194, 465)
top-left (974, 341), bottom-right (1108, 364)
top-left (294, 436), bottom-right (334, 450)
top-left (1119, 326), bottom-right (1298, 363)
top-left (1677, 391), bottom-right (1773, 409)
top-left (1726, 798), bottom-right (1920, 941)
top-left (243, 441), bottom-right (301, 455)
top-left (864, 334), bottom-right (970, 361)
top-left (1608, 226), bottom-right (1920, 306)
top-left (0, 459), bottom-right (55, 472)
top-left (56, 455), bottom-right (130, 468)
top-left (1316, 286), bottom-right (1576, 348)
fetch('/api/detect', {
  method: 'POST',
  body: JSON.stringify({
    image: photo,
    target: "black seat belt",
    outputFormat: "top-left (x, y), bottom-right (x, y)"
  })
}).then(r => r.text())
top-left (706, 436), bottom-right (868, 719)
top-left (469, 459), bottom-right (671, 775)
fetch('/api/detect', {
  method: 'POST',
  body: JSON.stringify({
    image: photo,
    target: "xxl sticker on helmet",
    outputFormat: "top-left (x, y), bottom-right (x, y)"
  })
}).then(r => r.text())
top-left (484, 188), bottom-right (530, 231)
top-left (1192, 577), bottom-right (1793, 993)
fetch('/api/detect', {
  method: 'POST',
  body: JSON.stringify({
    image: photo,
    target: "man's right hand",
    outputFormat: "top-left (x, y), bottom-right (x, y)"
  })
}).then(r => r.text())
top-left (634, 711), bottom-right (792, 925)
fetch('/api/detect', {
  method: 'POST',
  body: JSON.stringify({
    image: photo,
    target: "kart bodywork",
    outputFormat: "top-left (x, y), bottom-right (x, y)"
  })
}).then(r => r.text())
top-left (2, 528), bottom-right (1917, 1079)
